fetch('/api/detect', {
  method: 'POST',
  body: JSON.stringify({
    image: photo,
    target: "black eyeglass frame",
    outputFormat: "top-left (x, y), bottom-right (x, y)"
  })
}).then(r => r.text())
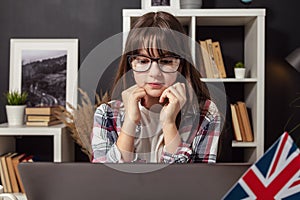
top-left (127, 54), bottom-right (182, 73)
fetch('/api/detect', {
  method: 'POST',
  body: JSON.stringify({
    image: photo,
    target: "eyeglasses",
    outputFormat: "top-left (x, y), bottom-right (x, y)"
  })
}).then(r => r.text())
top-left (128, 55), bottom-right (181, 73)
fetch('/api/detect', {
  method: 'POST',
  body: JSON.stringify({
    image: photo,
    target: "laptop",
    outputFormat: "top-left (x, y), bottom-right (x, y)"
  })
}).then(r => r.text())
top-left (18, 162), bottom-right (250, 200)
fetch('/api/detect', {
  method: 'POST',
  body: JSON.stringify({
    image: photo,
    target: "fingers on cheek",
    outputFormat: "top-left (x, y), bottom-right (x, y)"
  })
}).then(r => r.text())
top-left (159, 93), bottom-right (166, 103)
top-left (171, 89), bottom-right (186, 104)
top-left (169, 87), bottom-right (182, 99)
top-left (159, 90), bottom-right (169, 102)
top-left (167, 92), bottom-right (178, 103)
top-left (135, 91), bottom-right (146, 99)
top-left (180, 83), bottom-right (185, 91)
top-left (176, 83), bottom-right (184, 91)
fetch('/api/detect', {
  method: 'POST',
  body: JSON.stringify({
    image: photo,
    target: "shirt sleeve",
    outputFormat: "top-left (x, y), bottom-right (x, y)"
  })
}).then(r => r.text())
top-left (91, 103), bottom-right (123, 163)
top-left (160, 100), bottom-right (221, 164)
top-left (191, 100), bottom-right (221, 163)
top-left (160, 143), bottom-right (193, 163)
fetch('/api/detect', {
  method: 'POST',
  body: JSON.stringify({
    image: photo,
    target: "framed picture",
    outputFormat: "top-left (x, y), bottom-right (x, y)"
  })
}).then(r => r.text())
top-left (9, 39), bottom-right (78, 108)
top-left (141, 0), bottom-right (180, 10)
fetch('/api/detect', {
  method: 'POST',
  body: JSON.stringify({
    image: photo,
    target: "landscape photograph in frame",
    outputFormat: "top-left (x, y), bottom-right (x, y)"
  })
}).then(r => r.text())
top-left (21, 50), bottom-right (67, 107)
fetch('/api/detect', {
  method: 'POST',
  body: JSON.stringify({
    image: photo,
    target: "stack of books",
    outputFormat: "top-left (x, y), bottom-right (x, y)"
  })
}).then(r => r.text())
top-left (25, 106), bottom-right (61, 126)
top-left (230, 101), bottom-right (254, 142)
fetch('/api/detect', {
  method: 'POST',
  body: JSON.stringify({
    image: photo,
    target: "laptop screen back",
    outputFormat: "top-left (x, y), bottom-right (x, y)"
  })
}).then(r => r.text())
top-left (18, 162), bottom-right (250, 200)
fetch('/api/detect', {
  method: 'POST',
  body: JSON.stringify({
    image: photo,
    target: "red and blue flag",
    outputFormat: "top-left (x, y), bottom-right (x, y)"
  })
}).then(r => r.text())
top-left (223, 132), bottom-right (300, 199)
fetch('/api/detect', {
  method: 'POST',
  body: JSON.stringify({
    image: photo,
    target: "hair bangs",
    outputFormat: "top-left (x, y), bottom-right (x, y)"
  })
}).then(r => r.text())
top-left (126, 28), bottom-right (180, 57)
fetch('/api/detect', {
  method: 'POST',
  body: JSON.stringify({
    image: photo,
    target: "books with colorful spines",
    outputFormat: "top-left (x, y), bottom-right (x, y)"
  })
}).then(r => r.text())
top-left (205, 39), bottom-right (220, 78)
top-left (25, 106), bottom-right (60, 116)
top-left (230, 104), bottom-right (242, 142)
top-left (26, 120), bottom-right (61, 127)
top-left (236, 101), bottom-right (254, 142)
top-left (27, 115), bottom-right (57, 122)
top-left (212, 41), bottom-right (227, 78)
top-left (6, 153), bottom-right (19, 193)
top-left (199, 40), bottom-right (214, 78)
top-left (0, 152), bottom-right (13, 193)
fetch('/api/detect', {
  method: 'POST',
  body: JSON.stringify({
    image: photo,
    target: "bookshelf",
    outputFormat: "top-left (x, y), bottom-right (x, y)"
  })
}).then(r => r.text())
top-left (123, 8), bottom-right (265, 163)
top-left (0, 123), bottom-right (74, 162)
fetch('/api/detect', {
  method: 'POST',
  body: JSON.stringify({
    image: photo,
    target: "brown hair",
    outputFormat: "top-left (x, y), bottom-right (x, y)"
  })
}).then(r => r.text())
top-left (110, 11), bottom-right (210, 108)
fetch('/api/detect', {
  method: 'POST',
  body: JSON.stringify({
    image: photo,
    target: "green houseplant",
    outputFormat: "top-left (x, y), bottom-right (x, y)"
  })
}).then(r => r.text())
top-left (5, 90), bottom-right (28, 105)
top-left (234, 61), bottom-right (245, 68)
top-left (234, 61), bottom-right (246, 79)
top-left (4, 90), bottom-right (28, 126)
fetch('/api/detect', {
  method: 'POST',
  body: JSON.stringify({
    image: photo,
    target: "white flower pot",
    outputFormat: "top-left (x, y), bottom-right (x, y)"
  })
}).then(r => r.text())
top-left (6, 105), bottom-right (26, 126)
top-left (234, 68), bottom-right (246, 79)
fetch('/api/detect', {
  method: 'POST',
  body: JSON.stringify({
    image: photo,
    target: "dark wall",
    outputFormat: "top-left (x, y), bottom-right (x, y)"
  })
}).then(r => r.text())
top-left (1, 0), bottom-right (300, 160)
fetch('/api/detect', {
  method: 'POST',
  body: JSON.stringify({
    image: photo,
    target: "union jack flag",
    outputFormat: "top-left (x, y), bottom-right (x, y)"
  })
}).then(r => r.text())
top-left (223, 132), bottom-right (300, 199)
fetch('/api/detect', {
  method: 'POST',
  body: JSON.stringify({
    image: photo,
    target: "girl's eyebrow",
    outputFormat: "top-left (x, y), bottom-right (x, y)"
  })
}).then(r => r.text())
top-left (135, 54), bottom-right (178, 59)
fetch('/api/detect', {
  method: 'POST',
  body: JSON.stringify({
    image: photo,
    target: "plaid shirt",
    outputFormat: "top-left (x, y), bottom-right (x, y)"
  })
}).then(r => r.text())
top-left (91, 99), bottom-right (220, 163)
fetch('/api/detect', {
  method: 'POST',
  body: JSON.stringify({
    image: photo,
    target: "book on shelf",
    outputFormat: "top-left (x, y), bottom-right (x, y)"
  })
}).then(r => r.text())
top-left (230, 104), bottom-right (243, 142)
top-left (13, 154), bottom-right (32, 193)
top-left (26, 120), bottom-right (62, 127)
top-left (0, 153), bottom-right (8, 192)
top-left (196, 42), bottom-right (207, 78)
top-left (25, 106), bottom-right (60, 116)
top-left (234, 104), bottom-right (247, 142)
top-left (6, 153), bottom-right (19, 193)
top-left (27, 115), bottom-right (57, 122)
top-left (0, 152), bottom-right (13, 193)
top-left (199, 40), bottom-right (214, 78)
top-left (236, 101), bottom-right (254, 142)
top-left (212, 41), bottom-right (227, 78)
top-left (0, 155), bottom-right (5, 190)
top-left (12, 153), bottom-right (26, 193)
top-left (205, 39), bottom-right (220, 78)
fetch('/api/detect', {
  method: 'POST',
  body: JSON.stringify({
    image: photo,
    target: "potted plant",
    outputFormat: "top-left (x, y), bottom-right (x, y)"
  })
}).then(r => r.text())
top-left (4, 90), bottom-right (28, 126)
top-left (234, 61), bottom-right (246, 79)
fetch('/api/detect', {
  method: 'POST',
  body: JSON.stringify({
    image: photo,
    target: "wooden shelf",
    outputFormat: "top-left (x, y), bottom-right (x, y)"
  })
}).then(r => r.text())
top-left (200, 78), bottom-right (258, 83)
top-left (0, 123), bottom-right (74, 162)
top-left (232, 141), bottom-right (257, 147)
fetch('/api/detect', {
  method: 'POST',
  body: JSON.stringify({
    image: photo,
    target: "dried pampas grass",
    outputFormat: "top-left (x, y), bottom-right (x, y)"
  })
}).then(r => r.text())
top-left (55, 88), bottom-right (109, 161)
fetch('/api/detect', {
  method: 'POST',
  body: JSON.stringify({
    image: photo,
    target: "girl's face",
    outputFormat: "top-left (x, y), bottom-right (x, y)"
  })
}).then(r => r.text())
top-left (132, 49), bottom-right (178, 98)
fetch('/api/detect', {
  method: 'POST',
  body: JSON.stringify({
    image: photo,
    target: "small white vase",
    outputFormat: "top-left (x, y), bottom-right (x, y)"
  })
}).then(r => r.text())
top-left (234, 68), bottom-right (246, 79)
top-left (6, 105), bottom-right (26, 126)
top-left (180, 0), bottom-right (202, 9)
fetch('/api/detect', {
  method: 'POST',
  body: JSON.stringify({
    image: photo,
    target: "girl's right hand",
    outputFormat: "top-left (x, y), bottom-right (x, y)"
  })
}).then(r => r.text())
top-left (122, 84), bottom-right (146, 124)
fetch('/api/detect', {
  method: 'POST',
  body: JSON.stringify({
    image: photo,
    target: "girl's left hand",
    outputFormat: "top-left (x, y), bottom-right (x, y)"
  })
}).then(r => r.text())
top-left (159, 83), bottom-right (187, 125)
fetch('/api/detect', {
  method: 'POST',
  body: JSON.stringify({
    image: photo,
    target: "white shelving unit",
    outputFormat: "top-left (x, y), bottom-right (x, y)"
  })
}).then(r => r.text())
top-left (0, 123), bottom-right (74, 162)
top-left (123, 8), bottom-right (265, 163)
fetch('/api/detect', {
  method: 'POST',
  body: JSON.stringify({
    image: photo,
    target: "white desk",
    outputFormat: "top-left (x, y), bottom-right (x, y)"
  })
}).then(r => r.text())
top-left (0, 123), bottom-right (74, 162)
